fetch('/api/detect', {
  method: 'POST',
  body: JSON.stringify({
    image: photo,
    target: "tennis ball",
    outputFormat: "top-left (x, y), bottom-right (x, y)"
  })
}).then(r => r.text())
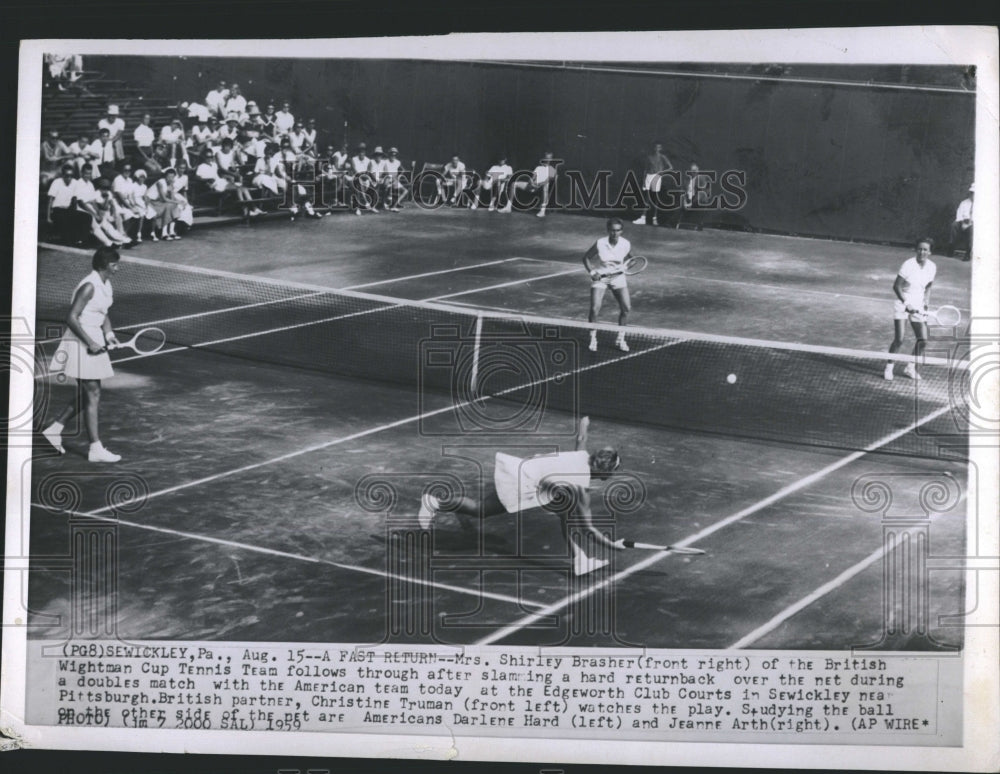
top-left (727, 373), bottom-right (737, 384)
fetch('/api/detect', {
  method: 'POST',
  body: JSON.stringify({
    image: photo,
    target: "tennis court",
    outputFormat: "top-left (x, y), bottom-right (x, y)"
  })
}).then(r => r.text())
top-left (28, 206), bottom-right (970, 649)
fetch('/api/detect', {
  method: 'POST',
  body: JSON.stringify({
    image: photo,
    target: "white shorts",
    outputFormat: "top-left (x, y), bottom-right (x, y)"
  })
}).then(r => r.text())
top-left (893, 299), bottom-right (925, 322)
top-left (643, 173), bottom-right (663, 193)
top-left (592, 272), bottom-right (628, 290)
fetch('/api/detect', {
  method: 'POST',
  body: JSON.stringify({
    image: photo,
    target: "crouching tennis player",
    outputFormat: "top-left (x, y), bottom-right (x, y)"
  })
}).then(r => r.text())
top-left (418, 416), bottom-right (623, 575)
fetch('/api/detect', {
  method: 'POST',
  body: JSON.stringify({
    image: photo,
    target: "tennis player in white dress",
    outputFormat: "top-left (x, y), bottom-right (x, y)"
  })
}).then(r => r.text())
top-left (417, 417), bottom-right (623, 575)
top-left (42, 247), bottom-right (123, 462)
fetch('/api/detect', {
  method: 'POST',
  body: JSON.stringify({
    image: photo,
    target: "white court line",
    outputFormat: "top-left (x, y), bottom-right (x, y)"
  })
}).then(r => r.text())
top-left (75, 340), bottom-right (681, 517)
top-left (27, 504), bottom-right (546, 611)
top-left (342, 257), bottom-right (525, 290)
top-left (475, 402), bottom-right (955, 646)
top-left (429, 268), bottom-right (581, 301)
top-left (729, 491), bottom-right (968, 649)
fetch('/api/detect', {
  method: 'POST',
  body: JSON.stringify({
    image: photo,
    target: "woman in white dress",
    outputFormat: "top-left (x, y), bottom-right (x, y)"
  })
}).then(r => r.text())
top-left (417, 417), bottom-right (624, 575)
top-left (42, 247), bottom-right (124, 462)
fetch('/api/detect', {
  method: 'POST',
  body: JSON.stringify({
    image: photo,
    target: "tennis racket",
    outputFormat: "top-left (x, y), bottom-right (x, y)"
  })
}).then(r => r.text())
top-left (919, 305), bottom-right (962, 327)
top-left (622, 255), bottom-right (648, 275)
top-left (620, 539), bottom-right (705, 555)
top-left (108, 327), bottom-right (167, 355)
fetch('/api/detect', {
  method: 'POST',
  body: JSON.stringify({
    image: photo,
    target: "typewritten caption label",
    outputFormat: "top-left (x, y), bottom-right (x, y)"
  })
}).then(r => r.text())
top-left (27, 642), bottom-right (961, 744)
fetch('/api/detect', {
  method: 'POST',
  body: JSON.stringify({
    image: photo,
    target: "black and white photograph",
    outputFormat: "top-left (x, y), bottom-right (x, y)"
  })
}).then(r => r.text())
top-left (3, 28), bottom-right (998, 770)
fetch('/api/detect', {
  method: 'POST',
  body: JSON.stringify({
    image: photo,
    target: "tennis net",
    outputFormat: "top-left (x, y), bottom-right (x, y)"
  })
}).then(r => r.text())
top-left (34, 248), bottom-right (970, 459)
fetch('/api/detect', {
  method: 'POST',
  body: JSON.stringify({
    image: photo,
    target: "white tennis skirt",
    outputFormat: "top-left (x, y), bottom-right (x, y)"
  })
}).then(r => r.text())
top-left (50, 328), bottom-right (114, 381)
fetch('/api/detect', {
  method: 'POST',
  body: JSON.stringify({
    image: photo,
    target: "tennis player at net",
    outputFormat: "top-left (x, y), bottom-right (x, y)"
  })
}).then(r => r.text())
top-left (418, 417), bottom-right (623, 576)
top-left (885, 237), bottom-right (936, 381)
top-left (583, 217), bottom-right (633, 353)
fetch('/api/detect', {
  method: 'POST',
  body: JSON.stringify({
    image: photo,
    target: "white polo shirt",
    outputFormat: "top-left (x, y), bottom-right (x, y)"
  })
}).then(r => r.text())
top-left (897, 256), bottom-right (937, 307)
top-left (594, 236), bottom-right (631, 273)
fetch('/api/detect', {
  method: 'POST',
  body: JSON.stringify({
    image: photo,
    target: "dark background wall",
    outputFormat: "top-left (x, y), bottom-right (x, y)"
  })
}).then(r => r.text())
top-left (88, 56), bottom-right (976, 246)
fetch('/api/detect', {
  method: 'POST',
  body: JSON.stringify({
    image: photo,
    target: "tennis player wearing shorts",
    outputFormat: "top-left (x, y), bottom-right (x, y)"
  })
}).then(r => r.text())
top-left (417, 417), bottom-right (623, 576)
top-left (633, 142), bottom-right (673, 226)
top-left (885, 238), bottom-right (937, 381)
top-left (583, 217), bottom-right (633, 352)
top-left (42, 247), bottom-right (123, 462)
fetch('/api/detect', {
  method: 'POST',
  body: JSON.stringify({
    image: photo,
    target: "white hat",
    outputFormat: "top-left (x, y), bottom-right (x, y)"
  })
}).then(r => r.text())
top-left (373, 146), bottom-right (384, 154)
top-left (969, 183), bottom-right (975, 192)
top-left (107, 105), bottom-right (120, 115)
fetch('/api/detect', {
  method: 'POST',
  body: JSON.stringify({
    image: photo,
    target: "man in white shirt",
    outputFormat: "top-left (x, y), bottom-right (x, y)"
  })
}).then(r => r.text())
top-left (347, 144), bottom-right (376, 214)
top-left (582, 218), bottom-right (634, 352)
top-left (224, 84), bottom-right (247, 122)
top-left (885, 238), bottom-right (937, 381)
top-left (46, 164), bottom-right (92, 243)
top-left (96, 105), bottom-right (126, 162)
top-left (159, 118), bottom-right (187, 166)
top-left (273, 102), bottom-right (295, 137)
top-left (379, 147), bottom-right (406, 211)
top-left (476, 155), bottom-right (513, 212)
top-left (510, 151), bottom-right (559, 217)
top-left (132, 114), bottom-right (156, 166)
top-left (67, 132), bottom-right (100, 177)
top-left (441, 155), bottom-right (467, 206)
top-left (949, 184), bottom-right (974, 259)
top-left (205, 80), bottom-right (230, 118)
top-left (182, 100), bottom-right (211, 125)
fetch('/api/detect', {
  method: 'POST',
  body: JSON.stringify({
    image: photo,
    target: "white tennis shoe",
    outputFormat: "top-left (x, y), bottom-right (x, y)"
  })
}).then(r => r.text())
top-left (88, 443), bottom-right (121, 463)
top-left (574, 555), bottom-right (609, 576)
top-left (883, 363), bottom-right (894, 381)
top-left (589, 334), bottom-right (598, 352)
top-left (418, 494), bottom-right (440, 530)
top-left (633, 215), bottom-right (646, 225)
top-left (42, 423), bottom-right (65, 454)
top-left (903, 364), bottom-right (922, 381)
top-left (616, 336), bottom-right (629, 352)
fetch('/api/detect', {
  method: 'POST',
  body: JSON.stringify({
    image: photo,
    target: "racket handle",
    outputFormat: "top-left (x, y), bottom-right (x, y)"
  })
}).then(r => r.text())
top-left (622, 539), bottom-right (636, 548)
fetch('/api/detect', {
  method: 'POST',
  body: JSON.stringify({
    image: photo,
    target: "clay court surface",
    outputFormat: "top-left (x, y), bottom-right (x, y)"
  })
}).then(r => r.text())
top-left (27, 206), bottom-right (971, 649)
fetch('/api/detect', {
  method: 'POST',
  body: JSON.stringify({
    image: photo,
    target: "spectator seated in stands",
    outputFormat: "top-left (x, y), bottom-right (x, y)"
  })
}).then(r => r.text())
top-left (379, 147), bottom-right (407, 212)
top-left (510, 151), bottom-right (558, 217)
top-left (261, 103), bottom-right (278, 139)
top-left (253, 143), bottom-right (286, 197)
top-left (181, 99), bottom-right (212, 126)
top-left (273, 101), bottom-right (295, 138)
top-left (205, 80), bottom-right (230, 119)
top-left (319, 144), bottom-right (347, 205)
top-left (950, 184), bottom-right (974, 259)
top-left (219, 114), bottom-right (242, 145)
top-left (91, 178), bottom-right (133, 247)
top-left (159, 118), bottom-right (188, 167)
top-left (40, 129), bottom-right (72, 188)
top-left (67, 131), bottom-right (100, 178)
top-left (112, 163), bottom-right (146, 242)
top-left (45, 163), bottom-right (92, 244)
top-left (45, 54), bottom-right (84, 90)
top-left (143, 140), bottom-right (173, 180)
top-left (303, 119), bottom-right (319, 156)
top-left (472, 155), bottom-right (513, 212)
top-left (441, 155), bottom-right (468, 206)
top-left (195, 146), bottom-right (262, 219)
top-left (133, 114), bottom-right (156, 168)
top-left (346, 143), bottom-right (377, 214)
top-left (144, 167), bottom-right (184, 241)
top-left (289, 121), bottom-right (312, 157)
top-left (97, 105), bottom-right (126, 164)
top-left (188, 114), bottom-right (213, 159)
top-left (224, 84), bottom-right (248, 123)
